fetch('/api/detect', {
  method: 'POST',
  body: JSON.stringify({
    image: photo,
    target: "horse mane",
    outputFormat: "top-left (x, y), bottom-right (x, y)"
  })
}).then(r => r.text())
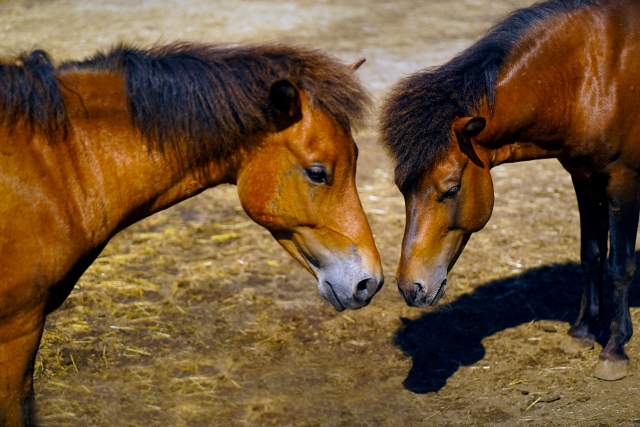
top-left (1, 42), bottom-right (371, 164)
top-left (380, 0), bottom-right (596, 191)
top-left (0, 50), bottom-right (68, 141)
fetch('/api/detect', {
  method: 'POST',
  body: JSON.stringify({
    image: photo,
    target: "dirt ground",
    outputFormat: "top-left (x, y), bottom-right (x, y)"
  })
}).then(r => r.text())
top-left (2, 0), bottom-right (640, 426)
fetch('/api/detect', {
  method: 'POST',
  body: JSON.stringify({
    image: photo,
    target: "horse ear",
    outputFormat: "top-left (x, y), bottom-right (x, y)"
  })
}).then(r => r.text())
top-left (348, 58), bottom-right (366, 71)
top-left (270, 80), bottom-right (301, 115)
top-left (463, 117), bottom-right (486, 138)
top-left (270, 80), bottom-right (302, 130)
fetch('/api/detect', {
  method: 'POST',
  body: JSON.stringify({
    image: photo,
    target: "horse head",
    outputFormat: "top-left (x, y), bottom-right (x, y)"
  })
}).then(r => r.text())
top-left (396, 117), bottom-right (494, 307)
top-left (237, 79), bottom-right (383, 311)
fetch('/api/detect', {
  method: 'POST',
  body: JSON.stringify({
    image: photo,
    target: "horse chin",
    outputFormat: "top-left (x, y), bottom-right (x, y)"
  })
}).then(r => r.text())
top-left (430, 278), bottom-right (448, 305)
top-left (318, 280), bottom-right (347, 311)
top-left (418, 278), bottom-right (448, 307)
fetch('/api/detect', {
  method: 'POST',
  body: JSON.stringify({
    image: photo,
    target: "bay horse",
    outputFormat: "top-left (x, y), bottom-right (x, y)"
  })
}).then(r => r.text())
top-left (0, 43), bottom-right (383, 426)
top-left (381, 0), bottom-right (639, 381)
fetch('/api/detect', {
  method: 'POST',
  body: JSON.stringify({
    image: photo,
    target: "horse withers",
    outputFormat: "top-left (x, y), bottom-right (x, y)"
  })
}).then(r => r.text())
top-left (0, 43), bottom-right (383, 426)
top-left (381, 0), bottom-right (639, 381)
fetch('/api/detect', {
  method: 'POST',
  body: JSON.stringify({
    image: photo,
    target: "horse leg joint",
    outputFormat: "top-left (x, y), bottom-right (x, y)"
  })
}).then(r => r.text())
top-left (608, 259), bottom-right (636, 291)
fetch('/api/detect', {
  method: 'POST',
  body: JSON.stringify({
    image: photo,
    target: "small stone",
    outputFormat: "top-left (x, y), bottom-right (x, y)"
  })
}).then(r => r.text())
top-left (539, 394), bottom-right (560, 403)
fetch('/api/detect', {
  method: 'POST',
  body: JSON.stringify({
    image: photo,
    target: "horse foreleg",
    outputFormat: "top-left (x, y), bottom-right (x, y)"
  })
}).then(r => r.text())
top-left (593, 170), bottom-right (640, 380)
top-left (0, 310), bottom-right (45, 427)
top-left (561, 177), bottom-right (608, 353)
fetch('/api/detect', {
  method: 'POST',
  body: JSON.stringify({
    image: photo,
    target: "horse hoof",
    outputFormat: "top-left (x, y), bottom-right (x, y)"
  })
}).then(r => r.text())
top-left (559, 336), bottom-right (594, 354)
top-left (593, 359), bottom-right (629, 381)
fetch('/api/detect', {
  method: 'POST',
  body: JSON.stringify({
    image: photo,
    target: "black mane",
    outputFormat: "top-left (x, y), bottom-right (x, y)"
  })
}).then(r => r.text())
top-left (0, 50), bottom-right (68, 141)
top-left (60, 43), bottom-right (371, 163)
top-left (1, 43), bottom-right (371, 164)
top-left (380, 0), bottom-right (596, 191)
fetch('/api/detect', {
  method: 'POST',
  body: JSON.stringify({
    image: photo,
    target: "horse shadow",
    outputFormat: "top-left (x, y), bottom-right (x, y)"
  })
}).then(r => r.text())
top-left (394, 253), bottom-right (640, 393)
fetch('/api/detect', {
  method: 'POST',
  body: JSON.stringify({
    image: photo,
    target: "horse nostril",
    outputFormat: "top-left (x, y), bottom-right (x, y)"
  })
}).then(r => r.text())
top-left (354, 278), bottom-right (373, 301)
top-left (356, 279), bottom-right (370, 293)
top-left (412, 283), bottom-right (422, 295)
top-left (405, 283), bottom-right (423, 301)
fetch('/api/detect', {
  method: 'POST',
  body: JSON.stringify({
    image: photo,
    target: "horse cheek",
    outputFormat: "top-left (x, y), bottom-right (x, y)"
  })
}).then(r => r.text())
top-left (237, 165), bottom-right (285, 231)
top-left (472, 170), bottom-right (495, 232)
top-left (458, 167), bottom-right (494, 233)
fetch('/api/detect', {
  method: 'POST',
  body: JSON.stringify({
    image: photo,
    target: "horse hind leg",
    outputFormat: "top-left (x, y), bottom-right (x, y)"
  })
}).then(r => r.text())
top-left (592, 170), bottom-right (640, 380)
top-left (0, 312), bottom-right (45, 427)
top-left (561, 177), bottom-right (608, 353)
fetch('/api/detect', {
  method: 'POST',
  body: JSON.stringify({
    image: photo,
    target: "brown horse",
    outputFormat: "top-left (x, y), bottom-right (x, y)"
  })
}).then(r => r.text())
top-left (381, 0), bottom-right (640, 381)
top-left (0, 43), bottom-right (383, 426)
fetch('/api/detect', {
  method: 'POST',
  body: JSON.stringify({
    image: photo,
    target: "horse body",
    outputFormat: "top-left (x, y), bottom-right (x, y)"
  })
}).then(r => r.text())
top-left (0, 44), bottom-right (382, 426)
top-left (382, 0), bottom-right (640, 381)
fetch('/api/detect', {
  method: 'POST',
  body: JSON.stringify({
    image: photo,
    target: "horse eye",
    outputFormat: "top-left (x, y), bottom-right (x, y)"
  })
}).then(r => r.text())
top-left (305, 166), bottom-right (328, 184)
top-left (442, 185), bottom-right (460, 200)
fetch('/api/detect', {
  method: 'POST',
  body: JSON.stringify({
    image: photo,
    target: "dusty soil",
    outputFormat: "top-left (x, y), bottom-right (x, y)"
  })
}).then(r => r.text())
top-left (2, 0), bottom-right (640, 426)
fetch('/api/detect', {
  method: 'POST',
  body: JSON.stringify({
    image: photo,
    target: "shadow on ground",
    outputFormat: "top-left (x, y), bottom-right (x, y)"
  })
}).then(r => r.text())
top-left (395, 253), bottom-right (640, 393)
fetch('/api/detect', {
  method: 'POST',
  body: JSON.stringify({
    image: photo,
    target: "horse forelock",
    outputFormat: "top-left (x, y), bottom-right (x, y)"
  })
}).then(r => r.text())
top-left (58, 42), bottom-right (371, 165)
top-left (380, 0), bottom-right (596, 192)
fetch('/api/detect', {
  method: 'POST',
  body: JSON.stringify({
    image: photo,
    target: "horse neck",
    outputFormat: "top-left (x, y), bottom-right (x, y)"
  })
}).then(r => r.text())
top-left (57, 71), bottom-right (235, 237)
top-left (476, 12), bottom-right (590, 168)
top-left (483, 142), bottom-right (561, 168)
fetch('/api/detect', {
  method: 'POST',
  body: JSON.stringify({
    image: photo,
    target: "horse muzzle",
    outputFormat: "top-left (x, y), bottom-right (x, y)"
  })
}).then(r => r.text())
top-left (271, 228), bottom-right (384, 311)
top-left (397, 275), bottom-right (448, 308)
top-left (317, 264), bottom-right (384, 311)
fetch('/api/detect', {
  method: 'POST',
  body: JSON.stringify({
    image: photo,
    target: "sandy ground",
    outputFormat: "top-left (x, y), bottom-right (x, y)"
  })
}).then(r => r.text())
top-left (2, 0), bottom-right (640, 426)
